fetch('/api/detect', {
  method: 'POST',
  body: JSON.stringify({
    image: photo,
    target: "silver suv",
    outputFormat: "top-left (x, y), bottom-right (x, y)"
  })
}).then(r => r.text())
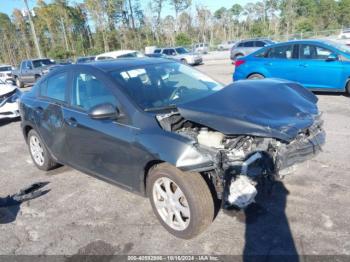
top-left (154, 47), bottom-right (203, 65)
top-left (230, 39), bottom-right (274, 61)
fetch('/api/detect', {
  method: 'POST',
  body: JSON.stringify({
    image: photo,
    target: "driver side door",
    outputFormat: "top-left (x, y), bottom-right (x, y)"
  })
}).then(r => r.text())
top-left (63, 69), bottom-right (141, 188)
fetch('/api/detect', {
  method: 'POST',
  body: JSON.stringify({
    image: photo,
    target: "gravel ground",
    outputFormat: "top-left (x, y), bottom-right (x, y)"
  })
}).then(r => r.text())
top-left (0, 58), bottom-right (349, 257)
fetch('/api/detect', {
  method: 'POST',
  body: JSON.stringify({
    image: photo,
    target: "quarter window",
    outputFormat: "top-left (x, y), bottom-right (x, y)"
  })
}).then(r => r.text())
top-left (299, 44), bottom-right (332, 60)
top-left (44, 72), bottom-right (67, 102)
top-left (267, 45), bottom-right (294, 59)
top-left (72, 72), bottom-right (117, 111)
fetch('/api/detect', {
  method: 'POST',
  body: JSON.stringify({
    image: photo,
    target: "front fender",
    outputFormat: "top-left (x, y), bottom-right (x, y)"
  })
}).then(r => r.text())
top-left (136, 131), bottom-right (214, 171)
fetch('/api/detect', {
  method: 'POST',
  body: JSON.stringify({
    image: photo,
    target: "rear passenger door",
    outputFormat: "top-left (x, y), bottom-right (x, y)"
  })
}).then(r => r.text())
top-left (34, 70), bottom-right (71, 162)
top-left (262, 44), bottom-right (299, 81)
top-left (296, 44), bottom-right (344, 89)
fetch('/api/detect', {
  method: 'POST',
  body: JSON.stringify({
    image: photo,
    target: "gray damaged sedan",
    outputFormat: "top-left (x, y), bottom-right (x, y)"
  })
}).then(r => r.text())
top-left (19, 59), bottom-right (325, 239)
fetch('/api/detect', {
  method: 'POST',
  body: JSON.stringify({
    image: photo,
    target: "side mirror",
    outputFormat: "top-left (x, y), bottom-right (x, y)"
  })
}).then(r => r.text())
top-left (88, 103), bottom-right (119, 120)
top-left (326, 54), bottom-right (338, 62)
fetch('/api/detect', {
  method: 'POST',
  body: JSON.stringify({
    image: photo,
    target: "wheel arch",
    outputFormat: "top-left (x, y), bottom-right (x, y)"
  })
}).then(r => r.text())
top-left (23, 124), bottom-right (34, 140)
top-left (143, 160), bottom-right (165, 196)
top-left (247, 72), bottom-right (265, 79)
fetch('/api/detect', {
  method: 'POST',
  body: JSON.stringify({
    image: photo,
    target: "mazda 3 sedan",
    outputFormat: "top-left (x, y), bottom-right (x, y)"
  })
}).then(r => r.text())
top-left (233, 40), bottom-right (350, 94)
top-left (20, 58), bottom-right (325, 239)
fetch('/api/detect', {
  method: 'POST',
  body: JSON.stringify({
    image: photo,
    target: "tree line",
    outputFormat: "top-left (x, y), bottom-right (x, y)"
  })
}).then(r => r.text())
top-left (0, 0), bottom-right (350, 65)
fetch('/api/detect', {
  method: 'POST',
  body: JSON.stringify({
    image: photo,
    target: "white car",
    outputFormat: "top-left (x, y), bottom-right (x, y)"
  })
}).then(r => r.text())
top-left (339, 29), bottom-right (350, 39)
top-left (0, 79), bottom-right (21, 120)
top-left (217, 41), bottom-right (236, 51)
top-left (95, 50), bottom-right (144, 61)
top-left (0, 64), bottom-right (13, 82)
top-left (193, 43), bottom-right (209, 54)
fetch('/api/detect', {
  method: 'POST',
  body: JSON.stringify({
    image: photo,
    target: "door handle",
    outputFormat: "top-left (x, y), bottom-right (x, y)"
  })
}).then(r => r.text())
top-left (65, 117), bottom-right (78, 127)
top-left (264, 62), bottom-right (272, 66)
top-left (299, 64), bottom-right (308, 68)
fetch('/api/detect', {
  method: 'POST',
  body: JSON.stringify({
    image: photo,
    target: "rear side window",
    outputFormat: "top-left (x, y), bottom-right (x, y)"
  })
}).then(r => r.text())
top-left (118, 52), bottom-right (137, 58)
top-left (267, 45), bottom-right (294, 59)
top-left (255, 41), bottom-right (267, 47)
top-left (154, 49), bottom-right (161, 54)
top-left (163, 49), bottom-right (176, 55)
top-left (299, 44), bottom-right (332, 60)
top-left (44, 72), bottom-right (67, 102)
top-left (71, 72), bottom-right (118, 111)
top-left (97, 56), bottom-right (113, 61)
top-left (243, 41), bottom-right (254, 47)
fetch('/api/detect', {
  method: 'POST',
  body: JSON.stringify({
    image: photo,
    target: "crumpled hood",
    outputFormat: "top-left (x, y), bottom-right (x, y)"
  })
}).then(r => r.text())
top-left (177, 79), bottom-right (320, 142)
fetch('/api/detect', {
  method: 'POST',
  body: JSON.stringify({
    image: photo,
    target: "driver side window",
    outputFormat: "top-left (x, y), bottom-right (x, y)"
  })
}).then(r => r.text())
top-left (71, 72), bottom-right (118, 111)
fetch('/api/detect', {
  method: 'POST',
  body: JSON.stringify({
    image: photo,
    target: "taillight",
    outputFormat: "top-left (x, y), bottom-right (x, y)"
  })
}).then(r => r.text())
top-left (235, 60), bottom-right (245, 67)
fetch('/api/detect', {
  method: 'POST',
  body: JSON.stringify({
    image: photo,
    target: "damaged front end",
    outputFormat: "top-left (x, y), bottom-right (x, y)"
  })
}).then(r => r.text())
top-left (156, 111), bottom-right (325, 209)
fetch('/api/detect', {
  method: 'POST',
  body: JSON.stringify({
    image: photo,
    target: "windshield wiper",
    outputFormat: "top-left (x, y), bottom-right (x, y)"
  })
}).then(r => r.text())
top-left (144, 105), bottom-right (177, 112)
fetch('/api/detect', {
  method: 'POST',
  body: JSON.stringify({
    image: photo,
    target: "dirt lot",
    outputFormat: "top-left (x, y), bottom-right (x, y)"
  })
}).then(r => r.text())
top-left (1, 59), bottom-right (350, 257)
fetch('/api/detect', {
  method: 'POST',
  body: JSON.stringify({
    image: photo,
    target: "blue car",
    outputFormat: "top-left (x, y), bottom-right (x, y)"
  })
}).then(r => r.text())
top-left (233, 40), bottom-right (350, 94)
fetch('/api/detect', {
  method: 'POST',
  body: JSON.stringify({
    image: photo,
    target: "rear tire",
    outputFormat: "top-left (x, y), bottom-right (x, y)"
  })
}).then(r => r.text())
top-left (27, 129), bottom-right (58, 171)
top-left (15, 77), bottom-right (24, 88)
top-left (346, 81), bottom-right (350, 96)
top-left (248, 73), bottom-right (264, 80)
top-left (181, 59), bottom-right (188, 65)
top-left (147, 163), bottom-right (215, 239)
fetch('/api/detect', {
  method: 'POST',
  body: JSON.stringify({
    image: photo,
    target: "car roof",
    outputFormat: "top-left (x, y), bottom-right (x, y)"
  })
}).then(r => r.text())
top-left (54, 58), bottom-right (173, 73)
top-left (95, 50), bottom-right (139, 59)
top-left (0, 64), bottom-right (12, 67)
top-left (267, 39), bottom-right (340, 47)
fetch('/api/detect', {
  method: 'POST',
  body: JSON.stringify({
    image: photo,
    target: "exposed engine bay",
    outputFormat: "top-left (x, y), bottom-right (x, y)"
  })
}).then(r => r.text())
top-left (156, 111), bottom-right (325, 209)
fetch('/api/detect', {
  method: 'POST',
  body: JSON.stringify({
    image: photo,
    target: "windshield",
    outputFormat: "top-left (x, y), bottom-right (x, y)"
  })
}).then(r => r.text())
top-left (110, 62), bottom-right (223, 111)
top-left (0, 66), bottom-right (11, 71)
top-left (33, 59), bottom-right (55, 68)
top-left (325, 40), bottom-right (350, 55)
top-left (175, 48), bottom-right (189, 54)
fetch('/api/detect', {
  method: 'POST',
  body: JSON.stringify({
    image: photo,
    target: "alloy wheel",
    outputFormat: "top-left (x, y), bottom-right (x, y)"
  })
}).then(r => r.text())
top-left (29, 135), bottom-right (45, 166)
top-left (152, 177), bottom-right (190, 231)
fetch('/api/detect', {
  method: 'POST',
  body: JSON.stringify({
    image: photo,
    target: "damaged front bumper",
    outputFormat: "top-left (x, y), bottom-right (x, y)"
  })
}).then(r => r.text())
top-left (223, 127), bottom-right (325, 209)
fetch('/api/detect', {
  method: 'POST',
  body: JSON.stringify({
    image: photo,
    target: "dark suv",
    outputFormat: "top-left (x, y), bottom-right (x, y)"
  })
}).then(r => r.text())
top-left (230, 39), bottom-right (274, 61)
top-left (19, 58), bottom-right (325, 239)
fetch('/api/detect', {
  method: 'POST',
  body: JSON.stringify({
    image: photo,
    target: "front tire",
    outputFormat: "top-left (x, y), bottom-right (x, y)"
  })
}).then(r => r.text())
top-left (27, 129), bottom-right (58, 171)
top-left (16, 77), bottom-right (24, 88)
top-left (181, 59), bottom-right (188, 65)
top-left (346, 81), bottom-right (350, 96)
top-left (147, 163), bottom-right (214, 239)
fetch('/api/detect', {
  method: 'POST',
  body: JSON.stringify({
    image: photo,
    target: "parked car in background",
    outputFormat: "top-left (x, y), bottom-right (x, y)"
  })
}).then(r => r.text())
top-left (20, 58), bottom-right (325, 238)
top-left (339, 28), bottom-right (350, 39)
top-left (217, 40), bottom-right (235, 51)
top-left (145, 53), bottom-right (169, 58)
top-left (193, 43), bottom-right (208, 54)
top-left (0, 79), bottom-right (21, 119)
top-left (76, 56), bottom-right (96, 64)
top-left (233, 40), bottom-right (350, 94)
top-left (12, 58), bottom-right (58, 88)
top-left (230, 39), bottom-right (274, 61)
top-left (95, 50), bottom-right (144, 61)
top-left (154, 47), bottom-right (202, 65)
top-left (0, 64), bottom-right (13, 82)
